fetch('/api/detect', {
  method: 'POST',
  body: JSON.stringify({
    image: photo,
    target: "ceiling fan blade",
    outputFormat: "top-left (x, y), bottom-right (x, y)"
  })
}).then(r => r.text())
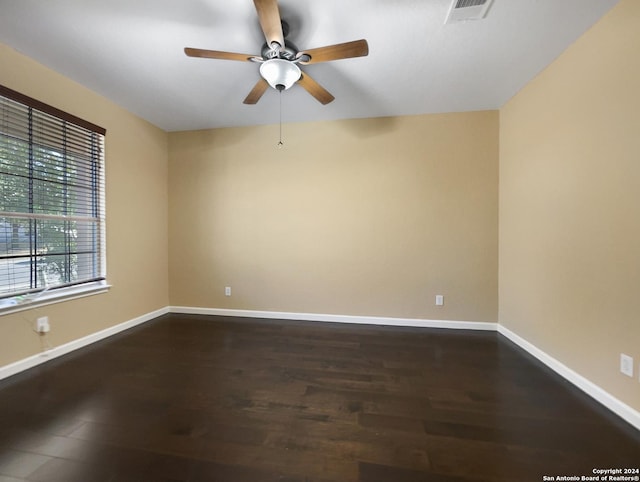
top-left (253, 0), bottom-right (285, 48)
top-left (298, 73), bottom-right (335, 105)
top-left (184, 47), bottom-right (256, 62)
top-left (243, 78), bottom-right (269, 104)
top-left (297, 39), bottom-right (369, 65)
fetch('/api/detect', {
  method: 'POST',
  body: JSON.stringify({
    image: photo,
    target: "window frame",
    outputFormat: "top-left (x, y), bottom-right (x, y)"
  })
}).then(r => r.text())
top-left (0, 85), bottom-right (109, 314)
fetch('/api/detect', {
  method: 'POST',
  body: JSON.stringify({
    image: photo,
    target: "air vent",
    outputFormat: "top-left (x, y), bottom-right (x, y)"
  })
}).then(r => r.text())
top-left (445, 0), bottom-right (494, 23)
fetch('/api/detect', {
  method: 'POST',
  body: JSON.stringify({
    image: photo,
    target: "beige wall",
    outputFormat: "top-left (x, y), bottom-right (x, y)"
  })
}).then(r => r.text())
top-left (0, 44), bottom-right (169, 367)
top-left (499, 0), bottom-right (640, 411)
top-left (169, 111), bottom-right (499, 322)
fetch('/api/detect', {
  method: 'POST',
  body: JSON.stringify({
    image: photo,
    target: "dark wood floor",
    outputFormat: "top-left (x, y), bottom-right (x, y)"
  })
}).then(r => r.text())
top-left (0, 314), bottom-right (638, 482)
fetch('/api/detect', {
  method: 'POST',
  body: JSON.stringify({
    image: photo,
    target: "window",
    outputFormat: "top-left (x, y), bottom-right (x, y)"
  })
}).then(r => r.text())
top-left (0, 85), bottom-right (106, 307)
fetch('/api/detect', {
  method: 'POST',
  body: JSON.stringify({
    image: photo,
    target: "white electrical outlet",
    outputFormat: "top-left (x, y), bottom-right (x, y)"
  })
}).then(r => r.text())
top-left (36, 316), bottom-right (50, 333)
top-left (225, 286), bottom-right (231, 297)
top-left (620, 353), bottom-right (633, 377)
top-left (435, 295), bottom-right (444, 306)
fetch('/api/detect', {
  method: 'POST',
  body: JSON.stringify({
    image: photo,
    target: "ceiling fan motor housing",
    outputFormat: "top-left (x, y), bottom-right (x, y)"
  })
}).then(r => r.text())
top-left (261, 39), bottom-right (299, 60)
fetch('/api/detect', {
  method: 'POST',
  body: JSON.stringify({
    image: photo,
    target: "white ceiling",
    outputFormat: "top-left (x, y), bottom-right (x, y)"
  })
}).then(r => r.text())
top-left (0, 0), bottom-right (619, 132)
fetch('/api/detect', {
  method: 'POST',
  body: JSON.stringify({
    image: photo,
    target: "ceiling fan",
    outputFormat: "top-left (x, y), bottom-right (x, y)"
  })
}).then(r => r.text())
top-left (184, 0), bottom-right (369, 105)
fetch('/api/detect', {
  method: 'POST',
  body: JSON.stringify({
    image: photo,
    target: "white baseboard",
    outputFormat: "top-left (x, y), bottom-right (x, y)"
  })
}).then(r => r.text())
top-left (0, 306), bottom-right (169, 382)
top-left (169, 306), bottom-right (499, 331)
top-left (2, 304), bottom-right (637, 432)
top-left (498, 324), bottom-right (640, 431)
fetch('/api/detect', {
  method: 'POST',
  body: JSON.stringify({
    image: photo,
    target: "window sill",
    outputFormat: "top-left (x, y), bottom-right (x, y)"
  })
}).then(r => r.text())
top-left (0, 281), bottom-right (111, 316)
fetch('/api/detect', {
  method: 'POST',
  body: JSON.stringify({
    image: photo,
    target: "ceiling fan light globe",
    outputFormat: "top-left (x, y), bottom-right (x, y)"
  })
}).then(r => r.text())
top-left (260, 59), bottom-right (301, 91)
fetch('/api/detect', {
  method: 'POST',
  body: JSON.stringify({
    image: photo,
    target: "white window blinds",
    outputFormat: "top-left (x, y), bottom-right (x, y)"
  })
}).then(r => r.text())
top-left (0, 85), bottom-right (106, 299)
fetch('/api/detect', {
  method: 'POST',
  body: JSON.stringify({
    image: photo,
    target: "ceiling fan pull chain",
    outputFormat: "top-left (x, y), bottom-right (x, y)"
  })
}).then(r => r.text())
top-left (277, 89), bottom-right (284, 148)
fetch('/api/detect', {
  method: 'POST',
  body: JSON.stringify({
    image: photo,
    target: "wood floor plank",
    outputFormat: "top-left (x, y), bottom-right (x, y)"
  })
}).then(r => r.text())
top-left (0, 314), bottom-right (637, 482)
